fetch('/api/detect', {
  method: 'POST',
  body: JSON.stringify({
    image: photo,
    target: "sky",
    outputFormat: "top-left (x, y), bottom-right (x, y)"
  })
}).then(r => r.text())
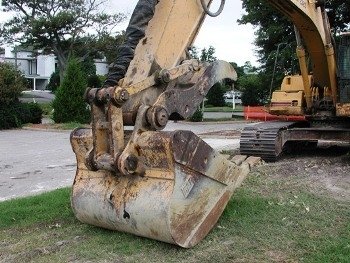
top-left (0, 0), bottom-right (258, 66)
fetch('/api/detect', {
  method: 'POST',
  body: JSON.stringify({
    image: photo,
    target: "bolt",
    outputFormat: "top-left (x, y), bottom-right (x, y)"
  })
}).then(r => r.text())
top-left (125, 155), bottom-right (138, 174)
top-left (84, 88), bottom-right (97, 104)
top-left (120, 90), bottom-right (129, 101)
top-left (155, 107), bottom-right (169, 128)
top-left (147, 106), bottom-right (169, 130)
top-left (114, 88), bottom-right (129, 105)
top-left (157, 69), bottom-right (171, 84)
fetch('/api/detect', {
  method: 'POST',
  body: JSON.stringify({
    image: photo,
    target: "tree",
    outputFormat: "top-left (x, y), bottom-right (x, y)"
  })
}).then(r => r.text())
top-left (47, 70), bottom-right (60, 93)
top-left (188, 46), bottom-right (199, 60)
top-left (0, 63), bottom-right (26, 104)
top-left (1, 0), bottom-right (126, 81)
top-left (199, 46), bottom-right (226, 106)
top-left (239, 74), bottom-right (269, 106)
top-left (230, 62), bottom-right (245, 79)
top-left (206, 83), bottom-right (226, 107)
top-left (52, 58), bottom-right (90, 123)
top-left (93, 33), bottom-right (126, 64)
top-left (200, 46), bottom-right (217, 62)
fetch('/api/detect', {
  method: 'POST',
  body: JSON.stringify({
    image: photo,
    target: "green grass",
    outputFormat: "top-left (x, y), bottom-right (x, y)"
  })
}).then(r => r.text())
top-left (60, 122), bottom-right (86, 130)
top-left (1, 171), bottom-right (349, 263)
top-left (38, 103), bottom-right (53, 116)
top-left (203, 116), bottom-right (245, 122)
top-left (204, 105), bottom-right (243, 112)
top-left (0, 188), bottom-right (73, 228)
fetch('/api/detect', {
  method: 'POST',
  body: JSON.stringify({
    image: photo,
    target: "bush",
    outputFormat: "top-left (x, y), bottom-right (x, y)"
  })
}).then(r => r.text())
top-left (0, 62), bottom-right (41, 129)
top-left (0, 102), bottom-right (43, 129)
top-left (0, 62), bottom-right (26, 104)
top-left (239, 74), bottom-right (269, 106)
top-left (189, 107), bottom-right (203, 122)
top-left (0, 103), bottom-right (21, 129)
top-left (87, 74), bottom-right (102, 88)
top-left (39, 103), bottom-right (53, 116)
top-left (206, 83), bottom-right (226, 107)
top-left (52, 58), bottom-right (90, 124)
top-left (47, 70), bottom-right (60, 93)
top-left (26, 103), bottom-right (43, 124)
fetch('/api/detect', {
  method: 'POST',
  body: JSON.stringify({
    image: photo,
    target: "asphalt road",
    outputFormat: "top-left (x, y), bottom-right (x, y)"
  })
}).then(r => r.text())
top-left (0, 121), bottom-right (251, 201)
top-left (0, 130), bottom-right (74, 201)
top-left (20, 90), bottom-right (55, 104)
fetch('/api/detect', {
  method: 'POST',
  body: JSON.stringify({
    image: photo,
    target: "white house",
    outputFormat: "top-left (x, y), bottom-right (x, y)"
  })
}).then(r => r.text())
top-left (0, 46), bottom-right (109, 90)
top-left (0, 46), bottom-right (55, 90)
top-left (94, 58), bottom-right (109, 76)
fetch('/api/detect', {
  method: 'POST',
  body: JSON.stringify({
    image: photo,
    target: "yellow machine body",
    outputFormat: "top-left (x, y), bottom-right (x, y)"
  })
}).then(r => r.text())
top-left (270, 75), bottom-right (308, 116)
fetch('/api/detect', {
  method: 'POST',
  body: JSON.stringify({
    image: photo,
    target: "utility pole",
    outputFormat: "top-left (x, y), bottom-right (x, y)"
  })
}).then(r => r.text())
top-left (14, 46), bottom-right (18, 69)
top-left (269, 42), bottom-right (287, 99)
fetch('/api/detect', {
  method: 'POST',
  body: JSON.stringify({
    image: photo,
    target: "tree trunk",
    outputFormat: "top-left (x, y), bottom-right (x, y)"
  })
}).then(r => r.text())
top-left (53, 46), bottom-right (68, 83)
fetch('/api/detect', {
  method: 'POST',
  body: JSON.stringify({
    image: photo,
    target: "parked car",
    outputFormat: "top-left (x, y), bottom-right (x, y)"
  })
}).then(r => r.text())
top-left (224, 91), bottom-right (242, 99)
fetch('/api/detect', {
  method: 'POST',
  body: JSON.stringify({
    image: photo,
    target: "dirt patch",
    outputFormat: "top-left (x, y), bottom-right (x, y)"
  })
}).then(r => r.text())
top-left (24, 123), bottom-right (62, 130)
top-left (24, 123), bottom-right (91, 130)
top-left (255, 144), bottom-right (350, 202)
top-left (200, 130), bottom-right (241, 137)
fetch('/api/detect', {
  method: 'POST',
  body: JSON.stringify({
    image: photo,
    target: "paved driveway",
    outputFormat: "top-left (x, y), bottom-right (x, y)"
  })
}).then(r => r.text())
top-left (0, 130), bottom-right (75, 201)
top-left (0, 121), bottom-right (251, 201)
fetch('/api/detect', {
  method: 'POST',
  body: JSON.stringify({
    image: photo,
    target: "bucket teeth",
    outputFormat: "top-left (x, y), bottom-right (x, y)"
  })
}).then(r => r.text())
top-left (71, 128), bottom-right (258, 247)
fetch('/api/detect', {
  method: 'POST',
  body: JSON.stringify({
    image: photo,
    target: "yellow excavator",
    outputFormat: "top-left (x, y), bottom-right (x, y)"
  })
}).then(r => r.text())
top-left (240, 0), bottom-right (350, 161)
top-left (70, 0), bottom-right (350, 247)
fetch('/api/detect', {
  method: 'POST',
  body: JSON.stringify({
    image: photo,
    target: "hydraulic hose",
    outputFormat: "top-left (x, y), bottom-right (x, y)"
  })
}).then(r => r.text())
top-left (200, 0), bottom-right (225, 17)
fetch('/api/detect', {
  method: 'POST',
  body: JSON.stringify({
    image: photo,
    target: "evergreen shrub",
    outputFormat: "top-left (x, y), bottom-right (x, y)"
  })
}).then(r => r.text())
top-left (52, 58), bottom-right (90, 124)
top-left (0, 63), bottom-right (42, 129)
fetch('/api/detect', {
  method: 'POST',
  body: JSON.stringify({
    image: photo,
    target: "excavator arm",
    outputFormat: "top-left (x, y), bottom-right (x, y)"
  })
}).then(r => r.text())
top-left (266, 0), bottom-right (338, 114)
top-left (268, 0), bottom-right (350, 117)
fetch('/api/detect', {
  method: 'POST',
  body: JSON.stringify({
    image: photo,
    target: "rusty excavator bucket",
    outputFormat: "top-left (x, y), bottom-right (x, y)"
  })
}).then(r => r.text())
top-left (70, 0), bottom-right (259, 248)
top-left (71, 129), bottom-right (256, 248)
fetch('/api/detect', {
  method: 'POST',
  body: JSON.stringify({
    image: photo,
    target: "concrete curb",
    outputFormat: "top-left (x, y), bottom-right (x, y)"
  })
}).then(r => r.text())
top-left (22, 127), bottom-right (72, 133)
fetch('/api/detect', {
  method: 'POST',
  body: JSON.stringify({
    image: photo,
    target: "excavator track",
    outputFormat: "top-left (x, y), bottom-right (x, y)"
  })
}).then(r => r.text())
top-left (240, 121), bottom-right (299, 162)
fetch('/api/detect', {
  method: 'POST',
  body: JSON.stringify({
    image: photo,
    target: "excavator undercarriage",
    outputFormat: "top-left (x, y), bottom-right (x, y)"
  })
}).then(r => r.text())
top-left (240, 120), bottom-right (350, 161)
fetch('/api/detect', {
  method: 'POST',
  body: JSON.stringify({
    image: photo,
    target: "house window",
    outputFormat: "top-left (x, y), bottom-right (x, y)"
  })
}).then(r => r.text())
top-left (29, 59), bottom-right (37, 75)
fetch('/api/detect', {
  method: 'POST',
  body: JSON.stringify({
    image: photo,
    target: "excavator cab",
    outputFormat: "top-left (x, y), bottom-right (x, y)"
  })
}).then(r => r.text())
top-left (70, 0), bottom-right (257, 248)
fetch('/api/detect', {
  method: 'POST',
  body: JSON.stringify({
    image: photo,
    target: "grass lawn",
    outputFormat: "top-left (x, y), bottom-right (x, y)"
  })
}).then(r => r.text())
top-left (38, 103), bottom-right (54, 116)
top-left (204, 105), bottom-right (244, 112)
top-left (1, 163), bottom-right (349, 263)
